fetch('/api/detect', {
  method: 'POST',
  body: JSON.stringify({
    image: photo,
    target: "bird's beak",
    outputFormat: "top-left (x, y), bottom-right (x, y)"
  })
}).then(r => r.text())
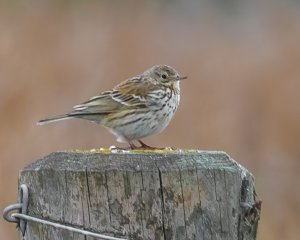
top-left (176, 76), bottom-right (188, 81)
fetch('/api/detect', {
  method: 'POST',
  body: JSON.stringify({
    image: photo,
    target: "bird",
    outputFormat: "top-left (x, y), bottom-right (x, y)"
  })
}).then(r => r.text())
top-left (38, 65), bottom-right (187, 149)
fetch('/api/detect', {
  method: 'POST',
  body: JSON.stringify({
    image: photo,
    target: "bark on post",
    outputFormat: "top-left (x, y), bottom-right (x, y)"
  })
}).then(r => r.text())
top-left (19, 150), bottom-right (261, 240)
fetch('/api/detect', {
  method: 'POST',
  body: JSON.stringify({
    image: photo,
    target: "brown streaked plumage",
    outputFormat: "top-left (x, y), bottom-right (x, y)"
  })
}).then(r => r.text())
top-left (38, 65), bottom-right (187, 149)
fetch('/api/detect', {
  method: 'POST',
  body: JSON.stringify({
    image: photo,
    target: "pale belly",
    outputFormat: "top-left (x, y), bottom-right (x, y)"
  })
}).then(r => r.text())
top-left (105, 92), bottom-right (180, 143)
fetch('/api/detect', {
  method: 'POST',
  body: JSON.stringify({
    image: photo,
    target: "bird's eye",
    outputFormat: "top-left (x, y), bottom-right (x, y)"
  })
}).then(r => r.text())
top-left (162, 74), bottom-right (167, 79)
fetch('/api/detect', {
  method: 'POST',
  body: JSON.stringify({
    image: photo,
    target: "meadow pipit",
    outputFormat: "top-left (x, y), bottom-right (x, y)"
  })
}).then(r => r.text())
top-left (38, 65), bottom-right (187, 149)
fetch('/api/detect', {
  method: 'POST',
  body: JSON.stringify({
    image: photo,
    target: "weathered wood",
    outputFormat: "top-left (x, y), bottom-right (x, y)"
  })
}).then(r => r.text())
top-left (19, 151), bottom-right (261, 240)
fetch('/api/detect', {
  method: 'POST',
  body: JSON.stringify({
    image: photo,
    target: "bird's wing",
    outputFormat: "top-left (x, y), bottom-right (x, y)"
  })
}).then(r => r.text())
top-left (71, 76), bottom-right (162, 115)
top-left (71, 92), bottom-right (123, 114)
top-left (111, 76), bottom-right (162, 107)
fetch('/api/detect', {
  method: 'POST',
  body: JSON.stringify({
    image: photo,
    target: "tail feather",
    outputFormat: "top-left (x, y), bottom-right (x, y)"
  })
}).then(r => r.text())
top-left (37, 114), bottom-right (73, 125)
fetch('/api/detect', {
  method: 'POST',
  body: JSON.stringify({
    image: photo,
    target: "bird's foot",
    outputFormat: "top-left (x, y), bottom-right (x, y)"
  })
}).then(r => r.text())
top-left (110, 141), bottom-right (170, 151)
top-left (135, 140), bottom-right (165, 150)
top-left (110, 142), bottom-right (141, 150)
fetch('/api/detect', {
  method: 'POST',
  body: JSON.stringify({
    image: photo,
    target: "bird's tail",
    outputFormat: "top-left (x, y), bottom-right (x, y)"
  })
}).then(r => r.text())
top-left (37, 114), bottom-right (73, 125)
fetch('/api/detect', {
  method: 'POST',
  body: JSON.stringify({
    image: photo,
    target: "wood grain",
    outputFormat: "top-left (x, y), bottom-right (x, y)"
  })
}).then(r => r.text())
top-left (19, 151), bottom-right (260, 240)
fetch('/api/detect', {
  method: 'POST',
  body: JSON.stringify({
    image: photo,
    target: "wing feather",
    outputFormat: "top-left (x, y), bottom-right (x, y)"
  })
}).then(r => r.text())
top-left (70, 76), bottom-right (162, 116)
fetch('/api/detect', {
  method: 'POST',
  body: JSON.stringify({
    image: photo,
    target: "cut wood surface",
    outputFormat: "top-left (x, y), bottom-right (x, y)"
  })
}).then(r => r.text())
top-left (19, 150), bottom-right (261, 240)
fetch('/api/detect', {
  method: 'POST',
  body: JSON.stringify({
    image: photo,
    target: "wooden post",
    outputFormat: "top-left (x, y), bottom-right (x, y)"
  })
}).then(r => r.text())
top-left (19, 150), bottom-right (261, 240)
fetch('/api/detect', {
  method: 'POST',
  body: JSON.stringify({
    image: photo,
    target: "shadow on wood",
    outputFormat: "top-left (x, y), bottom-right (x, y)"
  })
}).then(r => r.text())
top-left (19, 150), bottom-right (261, 240)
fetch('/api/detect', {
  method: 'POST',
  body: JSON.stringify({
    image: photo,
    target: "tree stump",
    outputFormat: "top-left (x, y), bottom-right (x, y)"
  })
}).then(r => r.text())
top-left (19, 150), bottom-right (261, 240)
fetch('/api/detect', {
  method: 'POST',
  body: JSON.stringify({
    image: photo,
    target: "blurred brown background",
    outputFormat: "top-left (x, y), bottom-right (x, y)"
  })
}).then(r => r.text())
top-left (1, 0), bottom-right (300, 239)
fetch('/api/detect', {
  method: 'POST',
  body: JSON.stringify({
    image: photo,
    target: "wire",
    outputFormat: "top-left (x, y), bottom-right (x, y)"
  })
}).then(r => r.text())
top-left (12, 213), bottom-right (127, 240)
top-left (3, 184), bottom-right (127, 240)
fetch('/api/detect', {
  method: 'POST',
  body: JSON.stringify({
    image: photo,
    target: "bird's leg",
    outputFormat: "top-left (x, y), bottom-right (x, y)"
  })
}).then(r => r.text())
top-left (129, 141), bottom-right (139, 150)
top-left (126, 140), bottom-right (165, 150)
top-left (111, 141), bottom-right (138, 150)
top-left (137, 140), bottom-right (162, 150)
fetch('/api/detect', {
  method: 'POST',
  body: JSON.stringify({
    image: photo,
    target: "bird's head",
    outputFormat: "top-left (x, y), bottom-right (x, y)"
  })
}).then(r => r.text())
top-left (143, 65), bottom-right (187, 87)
